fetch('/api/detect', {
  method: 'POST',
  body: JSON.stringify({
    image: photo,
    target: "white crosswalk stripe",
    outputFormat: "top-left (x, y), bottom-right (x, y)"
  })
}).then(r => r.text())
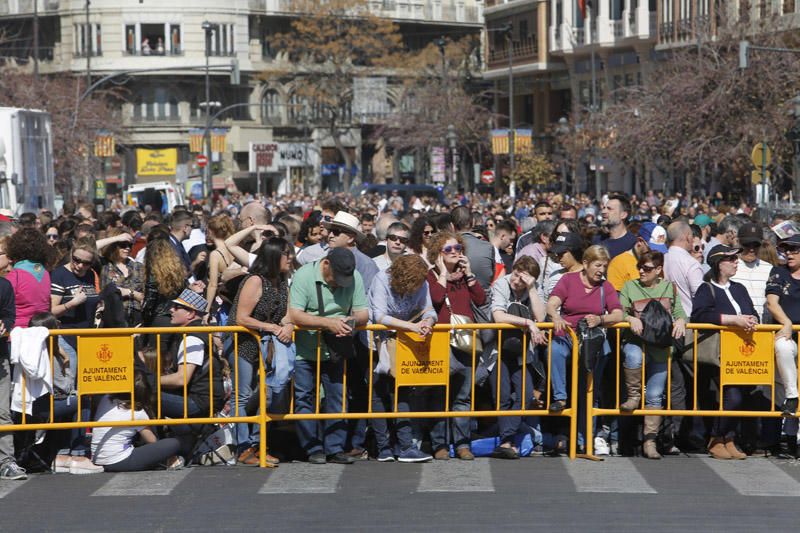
top-left (563, 457), bottom-right (657, 494)
top-left (0, 478), bottom-right (29, 499)
top-left (92, 470), bottom-right (192, 497)
top-left (701, 458), bottom-right (800, 497)
top-left (417, 458), bottom-right (495, 493)
top-left (259, 463), bottom-right (345, 494)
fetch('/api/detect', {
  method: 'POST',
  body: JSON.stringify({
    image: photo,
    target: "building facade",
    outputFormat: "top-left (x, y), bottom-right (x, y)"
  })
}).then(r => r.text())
top-left (0, 0), bottom-right (483, 197)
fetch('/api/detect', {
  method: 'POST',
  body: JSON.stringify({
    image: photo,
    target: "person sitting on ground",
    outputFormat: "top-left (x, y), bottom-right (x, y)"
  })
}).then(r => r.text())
top-left (92, 370), bottom-right (193, 472)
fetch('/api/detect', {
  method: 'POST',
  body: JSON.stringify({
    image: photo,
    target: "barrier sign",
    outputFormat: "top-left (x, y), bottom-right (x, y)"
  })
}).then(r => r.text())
top-left (395, 331), bottom-right (450, 387)
top-left (77, 336), bottom-right (135, 394)
top-left (719, 330), bottom-right (773, 386)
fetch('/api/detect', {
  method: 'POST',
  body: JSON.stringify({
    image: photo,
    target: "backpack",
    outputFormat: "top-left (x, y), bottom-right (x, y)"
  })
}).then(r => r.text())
top-left (631, 282), bottom-right (675, 348)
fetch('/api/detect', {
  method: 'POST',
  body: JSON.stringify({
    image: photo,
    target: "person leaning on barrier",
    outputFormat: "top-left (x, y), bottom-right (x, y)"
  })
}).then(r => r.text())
top-left (691, 245), bottom-right (759, 460)
top-left (488, 256), bottom-right (547, 460)
top-left (158, 289), bottom-right (224, 420)
top-left (618, 250), bottom-right (687, 460)
top-left (368, 254), bottom-right (438, 463)
top-left (546, 245), bottom-right (623, 451)
top-left (765, 234), bottom-right (800, 418)
top-left (425, 231), bottom-right (486, 461)
top-left (288, 247), bottom-right (369, 465)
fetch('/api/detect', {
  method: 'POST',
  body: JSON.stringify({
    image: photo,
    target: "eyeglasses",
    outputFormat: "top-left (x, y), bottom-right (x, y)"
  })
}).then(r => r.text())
top-left (387, 234), bottom-right (409, 245)
top-left (781, 247), bottom-right (800, 256)
top-left (72, 256), bottom-right (93, 266)
top-left (638, 264), bottom-right (657, 272)
top-left (442, 244), bottom-right (464, 254)
top-left (46, 234), bottom-right (59, 241)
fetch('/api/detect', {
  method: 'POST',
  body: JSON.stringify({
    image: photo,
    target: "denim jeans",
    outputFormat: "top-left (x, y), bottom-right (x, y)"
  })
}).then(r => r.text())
top-left (549, 334), bottom-right (609, 447)
top-left (294, 357), bottom-right (346, 456)
top-left (32, 394), bottom-right (88, 456)
top-left (428, 348), bottom-right (473, 452)
top-left (160, 391), bottom-right (203, 419)
top-left (489, 355), bottom-right (537, 443)
top-left (622, 343), bottom-right (668, 408)
top-left (229, 353), bottom-right (259, 453)
top-left (371, 373), bottom-right (413, 453)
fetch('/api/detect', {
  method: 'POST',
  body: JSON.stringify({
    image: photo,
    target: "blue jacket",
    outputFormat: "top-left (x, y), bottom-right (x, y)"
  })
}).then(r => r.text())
top-left (690, 281), bottom-right (758, 324)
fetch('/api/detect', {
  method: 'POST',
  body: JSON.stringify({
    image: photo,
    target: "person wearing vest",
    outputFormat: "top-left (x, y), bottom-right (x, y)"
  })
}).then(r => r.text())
top-left (159, 289), bottom-right (223, 419)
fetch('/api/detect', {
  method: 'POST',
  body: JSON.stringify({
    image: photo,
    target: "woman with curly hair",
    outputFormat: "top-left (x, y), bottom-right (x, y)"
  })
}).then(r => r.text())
top-left (297, 210), bottom-right (324, 250)
top-left (369, 254), bottom-right (438, 462)
top-left (141, 231), bottom-right (187, 353)
top-left (7, 227), bottom-right (55, 328)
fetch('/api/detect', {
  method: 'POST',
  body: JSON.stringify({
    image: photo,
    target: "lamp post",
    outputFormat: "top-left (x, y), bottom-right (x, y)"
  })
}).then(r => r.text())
top-left (446, 124), bottom-right (457, 189)
top-left (556, 117), bottom-right (569, 194)
top-left (436, 36), bottom-right (447, 79)
top-left (202, 21), bottom-right (213, 200)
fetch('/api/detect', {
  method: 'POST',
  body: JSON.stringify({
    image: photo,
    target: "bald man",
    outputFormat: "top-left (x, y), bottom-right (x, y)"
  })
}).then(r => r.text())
top-left (239, 201), bottom-right (271, 229)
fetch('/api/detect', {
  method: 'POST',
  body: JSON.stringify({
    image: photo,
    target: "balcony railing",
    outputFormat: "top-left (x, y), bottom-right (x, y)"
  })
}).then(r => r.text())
top-left (488, 35), bottom-right (539, 64)
top-left (275, 0), bottom-right (479, 23)
top-left (611, 20), bottom-right (624, 38)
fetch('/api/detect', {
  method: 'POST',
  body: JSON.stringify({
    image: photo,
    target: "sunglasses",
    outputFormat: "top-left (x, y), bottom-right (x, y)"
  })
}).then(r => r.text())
top-left (742, 242), bottom-right (761, 249)
top-left (118, 243), bottom-right (132, 250)
top-left (72, 256), bottom-right (93, 266)
top-left (442, 244), bottom-right (464, 254)
top-left (387, 234), bottom-right (409, 245)
top-left (322, 215), bottom-right (333, 223)
top-left (422, 230), bottom-right (435, 237)
top-left (638, 264), bottom-right (657, 272)
top-left (781, 247), bottom-right (800, 256)
top-left (693, 244), bottom-right (704, 252)
top-left (718, 255), bottom-right (738, 263)
top-left (46, 234), bottom-right (59, 241)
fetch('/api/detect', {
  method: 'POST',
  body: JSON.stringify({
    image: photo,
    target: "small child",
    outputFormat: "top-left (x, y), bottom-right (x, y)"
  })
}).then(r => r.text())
top-left (91, 370), bottom-right (192, 472)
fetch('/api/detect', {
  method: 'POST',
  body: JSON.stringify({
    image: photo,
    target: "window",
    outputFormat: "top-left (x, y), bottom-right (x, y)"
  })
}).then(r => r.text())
top-left (262, 89), bottom-right (281, 124)
top-left (124, 23), bottom-right (182, 56)
top-left (75, 23), bottom-right (101, 57)
top-left (206, 24), bottom-right (235, 56)
top-left (132, 87), bottom-right (180, 123)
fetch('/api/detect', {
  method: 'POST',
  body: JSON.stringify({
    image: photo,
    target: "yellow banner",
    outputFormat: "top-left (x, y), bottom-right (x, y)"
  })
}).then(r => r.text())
top-left (189, 133), bottom-right (204, 154)
top-left (77, 336), bottom-right (134, 395)
top-left (394, 331), bottom-right (450, 387)
top-left (136, 148), bottom-right (177, 176)
top-left (719, 330), bottom-right (773, 387)
top-left (94, 134), bottom-right (115, 158)
top-left (211, 132), bottom-right (227, 154)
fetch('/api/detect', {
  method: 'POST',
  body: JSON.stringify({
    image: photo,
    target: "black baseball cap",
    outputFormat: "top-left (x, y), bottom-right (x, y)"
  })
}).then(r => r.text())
top-left (327, 247), bottom-right (356, 287)
top-left (738, 223), bottom-right (761, 246)
top-left (778, 234), bottom-right (800, 250)
top-left (550, 232), bottom-right (583, 255)
top-left (706, 244), bottom-right (741, 265)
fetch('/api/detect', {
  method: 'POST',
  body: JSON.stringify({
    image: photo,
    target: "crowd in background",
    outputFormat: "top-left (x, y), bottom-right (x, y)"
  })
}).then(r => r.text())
top-left (0, 185), bottom-right (799, 480)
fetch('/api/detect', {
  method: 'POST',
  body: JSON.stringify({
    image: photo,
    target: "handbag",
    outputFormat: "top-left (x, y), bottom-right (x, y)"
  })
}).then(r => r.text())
top-left (578, 282), bottom-right (606, 373)
top-left (445, 295), bottom-right (482, 354)
top-left (635, 296), bottom-right (674, 348)
top-left (678, 282), bottom-right (720, 367)
top-left (315, 281), bottom-right (355, 364)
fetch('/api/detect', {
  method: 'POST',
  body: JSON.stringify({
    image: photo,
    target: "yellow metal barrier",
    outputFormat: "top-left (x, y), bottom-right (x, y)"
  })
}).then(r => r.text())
top-left (583, 323), bottom-right (799, 460)
top-left (4, 323), bottom-right (581, 466)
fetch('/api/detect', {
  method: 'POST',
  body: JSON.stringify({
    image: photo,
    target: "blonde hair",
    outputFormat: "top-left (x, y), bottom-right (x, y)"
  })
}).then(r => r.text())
top-left (582, 244), bottom-right (610, 265)
top-left (144, 238), bottom-right (185, 296)
top-left (71, 236), bottom-right (98, 261)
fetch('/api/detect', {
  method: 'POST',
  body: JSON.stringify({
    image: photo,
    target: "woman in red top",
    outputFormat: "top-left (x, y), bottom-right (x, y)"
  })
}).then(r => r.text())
top-left (424, 232), bottom-right (485, 461)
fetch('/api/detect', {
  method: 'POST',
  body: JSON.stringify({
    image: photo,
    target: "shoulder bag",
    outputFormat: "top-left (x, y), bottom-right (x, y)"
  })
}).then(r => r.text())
top-left (577, 282), bottom-right (607, 373)
top-left (678, 282), bottom-right (720, 367)
top-left (445, 294), bottom-right (482, 355)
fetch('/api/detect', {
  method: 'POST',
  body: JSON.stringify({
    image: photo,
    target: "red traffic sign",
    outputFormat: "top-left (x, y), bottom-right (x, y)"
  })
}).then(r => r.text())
top-left (196, 154), bottom-right (209, 168)
top-left (481, 170), bottom-right (495, 184)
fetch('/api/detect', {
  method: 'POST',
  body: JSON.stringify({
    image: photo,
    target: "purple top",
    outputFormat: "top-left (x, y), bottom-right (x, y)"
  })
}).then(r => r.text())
top-left (550, 271), bottom-right (621, 334)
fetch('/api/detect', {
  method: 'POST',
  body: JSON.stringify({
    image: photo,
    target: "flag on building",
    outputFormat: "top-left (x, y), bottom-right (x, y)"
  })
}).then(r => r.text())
top-left (94, 132), bottom-right (115, 158)
top-left (514, 129), bottom-right (533, 153)
top-left (579, 0), bottom-right (592, 18)
top-left (491, 129), bottom-right (509, 155)
top-left (188, 129), bottom-right (204, 153)
top-left (210, 129), bottom-right (227, 154)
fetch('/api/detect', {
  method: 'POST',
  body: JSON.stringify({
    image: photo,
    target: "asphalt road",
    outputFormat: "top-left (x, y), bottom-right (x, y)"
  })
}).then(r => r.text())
top-left (2, 455), bottom-right (799, 532)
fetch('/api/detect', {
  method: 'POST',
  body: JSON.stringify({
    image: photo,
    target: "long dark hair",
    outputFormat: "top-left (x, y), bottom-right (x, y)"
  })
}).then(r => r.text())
top-left (251, 237), bottom-right (290, 283)
top-left (408, 216), bottom-right (432, 254)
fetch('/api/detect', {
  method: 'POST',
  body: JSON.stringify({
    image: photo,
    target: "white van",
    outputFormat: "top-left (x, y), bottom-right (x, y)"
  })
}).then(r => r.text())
top-left (125, 181), bottom-right (185, 214)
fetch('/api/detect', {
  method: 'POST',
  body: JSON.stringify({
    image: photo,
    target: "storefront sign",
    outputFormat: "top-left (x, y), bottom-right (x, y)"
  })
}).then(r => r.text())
top-left (136, 148), bottom-right (177, 176)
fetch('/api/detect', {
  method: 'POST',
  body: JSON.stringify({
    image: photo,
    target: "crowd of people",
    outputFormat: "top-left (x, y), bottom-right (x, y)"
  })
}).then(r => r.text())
top-left (0, 186), bottom-right (798, 481)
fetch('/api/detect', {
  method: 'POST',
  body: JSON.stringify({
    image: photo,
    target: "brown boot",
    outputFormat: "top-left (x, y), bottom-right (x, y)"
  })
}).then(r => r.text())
top-left (642, 407), bottom-right (662, 460)
top-left (620, 367), bottom-right (642, 412)
top-left (708, 437), bottom-right (732, 460)
top-left (724, 438), bottom-right (747, 460)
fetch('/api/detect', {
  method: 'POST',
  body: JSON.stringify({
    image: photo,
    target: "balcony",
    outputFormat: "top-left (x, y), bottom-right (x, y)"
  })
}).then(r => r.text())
top-left (270, 0), bottom-right (480, 24)
top-left (488, 35), bottom-right (539, 66)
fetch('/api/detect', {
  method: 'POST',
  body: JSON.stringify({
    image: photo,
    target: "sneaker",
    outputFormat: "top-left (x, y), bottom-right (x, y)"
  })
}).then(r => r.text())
top-left (327, 452), bottom-right (356, 465)
top-left (166, 456), bottom-right (185, 471)
top-left (609, 441), bottom-right (620, 457)
top-left (308, 452), bottom-right (327, 465)
top-left (345, 448), bottom-right (369, 461)
top-left (52, 454), bottom-right (72, 474)
top-left (398, 448), bottom-right (432, 463)
top-left (594, 436), bottom-right (610, 456)
top-left (0, 461), bottom-right (27, 480)
top-left (377, 449), bottom-right (395, 462)
top-left (68, 456), bottom-right (104, 475)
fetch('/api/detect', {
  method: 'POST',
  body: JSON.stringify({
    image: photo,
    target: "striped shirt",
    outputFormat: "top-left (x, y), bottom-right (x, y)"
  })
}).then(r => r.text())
top-left (730, 258), bottom-right (772, 322)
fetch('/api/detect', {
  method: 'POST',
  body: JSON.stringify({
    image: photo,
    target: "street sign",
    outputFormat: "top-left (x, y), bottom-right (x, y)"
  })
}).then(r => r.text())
top-left (196, 154), bottom-right (208, 168)
top-left (751, 143), bottom-right (772, 168)
top-left (481, 170), bottom-right (495, 185)
top-left (751, 169), bottom-right (770, 184)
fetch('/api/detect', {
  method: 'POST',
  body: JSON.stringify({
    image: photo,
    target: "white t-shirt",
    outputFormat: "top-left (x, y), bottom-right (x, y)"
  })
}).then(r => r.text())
top-left (91, 395), bottom-right (150, 466)
top-left (177, 336), bottom-right (205, 366)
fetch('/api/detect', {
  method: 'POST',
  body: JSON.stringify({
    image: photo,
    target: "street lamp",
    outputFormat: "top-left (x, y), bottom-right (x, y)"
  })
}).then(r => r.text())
top-left (202, 20), bottom-right (214, 199)
top-left (435, 37), bottom-right (447, 79)
top-left (446, 124), bottom-right (457, 188)
top-left (556, 117), bottom-right (570, 194)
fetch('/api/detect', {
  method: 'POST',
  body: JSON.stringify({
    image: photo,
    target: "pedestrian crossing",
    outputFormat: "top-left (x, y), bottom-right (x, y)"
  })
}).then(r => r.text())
top-left (3, 457), bottom-right (800, 499)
